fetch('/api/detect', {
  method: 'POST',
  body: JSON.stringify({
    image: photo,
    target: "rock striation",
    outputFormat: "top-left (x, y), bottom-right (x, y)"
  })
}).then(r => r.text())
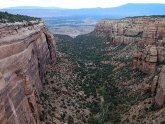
top-left (95, 17), bottom-right (165, 46)
top-left (0, 21), bottom-right (56, 124)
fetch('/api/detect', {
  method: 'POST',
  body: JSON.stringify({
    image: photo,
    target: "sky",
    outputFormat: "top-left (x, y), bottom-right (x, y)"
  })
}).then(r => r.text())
top-left (0, 0), bottom-right (165, 9)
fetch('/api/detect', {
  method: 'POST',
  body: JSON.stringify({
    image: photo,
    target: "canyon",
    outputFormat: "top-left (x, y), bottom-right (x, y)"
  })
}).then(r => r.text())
top-left (1, 15), bottom-right (165, 124)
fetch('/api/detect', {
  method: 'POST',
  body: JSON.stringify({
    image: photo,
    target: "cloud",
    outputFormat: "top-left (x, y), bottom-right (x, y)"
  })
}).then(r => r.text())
top-left (0, 0), bottom-right (165, 9)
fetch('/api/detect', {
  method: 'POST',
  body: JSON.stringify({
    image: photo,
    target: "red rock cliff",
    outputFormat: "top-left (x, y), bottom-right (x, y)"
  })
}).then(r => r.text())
top-left (95, 17), bottom-right (165, 106)
top-left (0, 21), bottom-right (56, 124)
top-left (95, 17), bottom-right (165, 46)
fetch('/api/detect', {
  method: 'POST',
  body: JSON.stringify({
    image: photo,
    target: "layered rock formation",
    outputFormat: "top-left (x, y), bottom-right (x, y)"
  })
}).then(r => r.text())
top-left (0, 21), bottom-right (56, 124)
top-left (95, 17), bottom-right (165, 106)
top-left (133, 45), bottom-right (158, 74)
top-left (95, 17), bottom-right (165, 46)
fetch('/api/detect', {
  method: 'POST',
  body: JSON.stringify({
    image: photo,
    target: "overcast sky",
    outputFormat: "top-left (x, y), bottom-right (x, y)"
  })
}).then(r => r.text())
top-left (0, 0), bottom-right (165, 9)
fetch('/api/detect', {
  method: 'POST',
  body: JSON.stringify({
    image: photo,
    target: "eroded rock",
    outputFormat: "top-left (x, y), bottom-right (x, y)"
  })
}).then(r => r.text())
top-left (133, 45), bottom-right (157, 74)
top-left (155, 66), bottom-right (165, 106)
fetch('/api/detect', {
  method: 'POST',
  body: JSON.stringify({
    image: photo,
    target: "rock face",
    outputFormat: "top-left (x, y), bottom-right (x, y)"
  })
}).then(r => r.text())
top-left (0, 21), bottom-right (56, 124)
top-left (154, 66), bottom-right (165, 106)
top-left (95, 17), bottom-right (165, 46)
top-left (133, 45), bottom-right (158, 74)
top-left (95, 19), bottom-right (141, 45)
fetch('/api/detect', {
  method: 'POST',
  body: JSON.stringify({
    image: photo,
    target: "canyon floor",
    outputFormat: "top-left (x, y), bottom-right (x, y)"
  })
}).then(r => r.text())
top-left (39, 33), bottom-right (165, 124)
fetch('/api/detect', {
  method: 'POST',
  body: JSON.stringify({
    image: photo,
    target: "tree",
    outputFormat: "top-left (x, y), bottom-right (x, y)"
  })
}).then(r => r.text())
top-left (68, 115), bottom-right (74, 124)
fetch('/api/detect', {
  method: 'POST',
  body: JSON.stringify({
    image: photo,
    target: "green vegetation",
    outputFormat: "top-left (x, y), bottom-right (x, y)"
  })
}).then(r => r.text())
top-left (55, 33), bottom-right (147, 124)
top-left (0, 11), bottom-right (40, 23)
top-left (88, 117), bottom-right (102, 124)
top-left (126, 15), bottom-right (165, 19)
top-left (68, 115), bottom-right (74, 124)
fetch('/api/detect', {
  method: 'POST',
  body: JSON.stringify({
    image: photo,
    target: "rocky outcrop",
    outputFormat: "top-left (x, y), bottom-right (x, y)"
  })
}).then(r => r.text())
top-left (0, 21), bottom-right (56, 124)
top-left (154, 66), bottom-right (165, 106)
top-left (95, 18), bottom-right (142, 45)
top-left (133, 45), bottom-right (158, 74)
top-left (95, 17), bottom-right (165, 46)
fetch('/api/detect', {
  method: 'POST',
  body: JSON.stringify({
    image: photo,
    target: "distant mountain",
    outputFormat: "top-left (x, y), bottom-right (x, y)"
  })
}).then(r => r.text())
top-left (1, 3), bottom-right (165, 18)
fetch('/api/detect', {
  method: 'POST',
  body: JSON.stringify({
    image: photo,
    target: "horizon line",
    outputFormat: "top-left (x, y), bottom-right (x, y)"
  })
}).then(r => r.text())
top-left (1, 3), bottom-right (165, 9)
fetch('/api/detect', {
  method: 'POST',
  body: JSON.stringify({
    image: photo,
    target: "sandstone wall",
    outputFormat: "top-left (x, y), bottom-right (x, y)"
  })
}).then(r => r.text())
top-left (0, 22), bottom-right (56, 124)
top-left (133, 45), bottom-right (158, 74)
top-left (95, 17), bottom-right (165, 46)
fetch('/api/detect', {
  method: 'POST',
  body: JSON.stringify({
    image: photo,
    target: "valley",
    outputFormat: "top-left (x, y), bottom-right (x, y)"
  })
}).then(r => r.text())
top-left (44, 16), bottom-right (110, 37)
top-left (39, 34), bottom-right (155, 123)
top-left (1, 11), bottom-right (165, 124)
